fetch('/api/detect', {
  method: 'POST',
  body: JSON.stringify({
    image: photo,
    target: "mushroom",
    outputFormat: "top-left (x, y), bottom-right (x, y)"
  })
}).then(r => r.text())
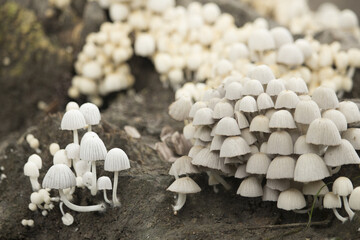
top-left (277, 188), bottom-right (306, 211)
top-left (61, 109), bottom-right (87, 145)
top-left (97, 176), bottom-right (112, 204)
top-left (332, 176), bottom-right (355, 220)
top-left (24, 161), bottom-right (40, 191)
top-left (79, 103), bottom-right (101, 132)
top-left (28, 154), bottom-right (42, 170)
top-left (104, 148), bottom-right (130, 206)
top-left (323, 192), bottom-right (348, 223)
top-left (49, 143), bottom-right (60, 156)
top-left (42, 164), bottom-right (105, 212)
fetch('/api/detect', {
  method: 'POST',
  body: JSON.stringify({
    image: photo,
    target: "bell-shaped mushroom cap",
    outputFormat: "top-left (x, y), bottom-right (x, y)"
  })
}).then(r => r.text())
top-left (237, 176), bottom-right (263, 197)
top-left (275, 90), bottom-right (299, 109)
top-left (225, 82), bottom-right (243, 100)
top-left (260, 142), bottom-right (268, 153)
top-left (189, 101), bottom-right (207, 118)
top-left (277, 43), bottom-right (304, 67)
top-left (234, 164), bottom-right (249, 179)
top-left (97, 176), bottom-right (112, 190)
top-left (294, 153), bottom-right (330, 182)
top-left (305, 118), bottom-right (341, 146)
top-left (193, 108), bottom-right (215, 126)
top-left (267, 131), bottom-right (293, 155)
top-left (302, 180), bottom-right (329, 196)
top-left (42, 164), bottom-right (76, 189)
top-left (243, 80), bottom-right (264, 96)
top-left (338, 101), bottom-right (360, 124)
top-left (65, 143), bottom-right (80, 160)
top-left (236, 96), bottom-right (257, 113)
top-left (323, 192), bottom-right (342, 209)
top-left (80, 132), bottom-right (107, 162)
top-left (332, 176), bottom-right (354, 197)
top-left (234, 111), bottom-right (249, 129)
top-left (294, 135), bottom-right (319, 154)
top-left (294, 100), bottom-right (321, 124)
top-left (104, 148), bottom-right (130, 172)
top-left (61, 109), bottom-right (87, 130)
top-left (246, 153), bottom-right (271, 175)
top-left (188, 146), bottom-right (204, 158)
top-left (311, 87), bottom-right (339, 110)
top-left (28, 154), bottom-right (42, 169)
top-left (349, 187), bottom-right (360, 210)
top-left (270, 27), bottom-right (293, 48)
top-left (169, 156), bottom-right (199, 176)
top-left (74, 160), bottom-right (89, 177)
top-left (202, 89), bottom-right (221, 102)
top-left (257, 93), bottom-right (274, 111)
top-left (248, 29), bottom-right (275, 52)
top-left (53, 149), bottom-right (71, 167)
top-left (228, 43), bottom-right (249, 61)
top-left (262, 186), bottom-right (279, 202)
top-left (208, 97), bottom-right (222, 110)
top-left (210, 135), bottom-right (225, 151)
top-left (277, 188), bottom-right (306, 211)
top-left (80, 131), bottom-right (99, 144)
top-left (167, 176), bottom-right (201, 194)
top-left (324, 139), bottom-right (360, 167)
top-left (266, 179), bottom-right (290, 191)
top-left (215, 117), bottom-right (241, 136)
top-left (79, 103), bottom-right (101, 125)
top-left (250, 115), bottom-right (270, 133)
top-left (183, 123), bottom-right (196, 140)
top-left (220, 136), bottom-right (251, 158)
top-left (169, 96), bottom-right (192, 121)
top-left (295, 39), bottom-right (313, 59)
top-left (269, 110), bottom-right (296, 129)
top-left (194, 126), bottom-right (212, 142)
top-left (192, 148), bottom-right (221, 170)
top-left (241, 128), bottom-right (257, 145)
top-left (266, 156), bottom-right (296, 179)
top-left (342, 128), bottom-right (360, 150)
top-left (66, 101), bottom-right (80, 112)
top-left (247, 65), bottom-right (275, 85)
top-left (322, 110), bottom-right (347, 132)
top-left (213, 101), bottom-right (234, 119)
top-left (266, 79), bottom-right (286, 96)
top-left (339, 9), bottom-right (358, 30)
top-left (24, 161), bottom-right (39, 177)
top-left (285, 77), bottom-right (308, 94)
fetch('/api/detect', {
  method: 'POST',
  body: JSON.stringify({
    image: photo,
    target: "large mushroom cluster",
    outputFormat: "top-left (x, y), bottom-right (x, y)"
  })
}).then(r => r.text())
top-left (23, 102), bottom-right (131, 226)
top-left (167, 64), bottom-right (360, 223)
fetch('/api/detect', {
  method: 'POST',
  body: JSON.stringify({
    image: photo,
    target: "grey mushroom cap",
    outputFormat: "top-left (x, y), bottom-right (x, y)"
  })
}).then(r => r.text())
top-left (61, 109), bottom-right (87, 130)
top-left (311, 87), bottom-right (339, 110)
top-left (42, 164), bottom-right (76, 189)
top-left (294, 153), bottom-right (330, 182)
top-left (324, 139), bottom-right (360, 167)
top-left (167, 176), bottom-right (201, 194)
top-left (323, 192), bottom-right (342, 209)
top-left (277, 188), bottom-right (306, 211)
top-left (193, 108), bottom-right (215, 126)
top-left (332, 177), bottom-right (353, 196)
top-left (266, 156), bottom-right (296, 179)
top-left (104, 148), bottom-right (130, 172)
top-left (169, 156), bottom-right (199, 176)
top-left (305, 118), bottom-right (341, 146)
top-left (237, 176), bottom-right (263, 197)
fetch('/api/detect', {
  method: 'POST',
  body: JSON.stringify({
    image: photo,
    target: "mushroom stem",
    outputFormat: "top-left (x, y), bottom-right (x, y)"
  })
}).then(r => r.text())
top-left (173, 193), bottom-right (186, 214)
top-left (88, 125), bottom-right (92, 132)
top-left (30, 177), bottom-right (41, 191)
top-left (112, 171), bottom-right (121, 207)
top-left (342, 196), bottom-right (355, 220)
top-left (330, 166), bottom-right (341, 175)
top-left (333, 208), bottom-right (348, 223)
top-left (90, 161), bottom-right (97, 196)
top-left (59, 189), bottom-right (105, 212)
top-left (212, 172), bottom-right (231, 190)
top-left (347, 66), bottom-right (355, 79)
top-left (103, 190), bottom-right (111, 204)
top-left (73, 130), bottom-right (79, 145)
top-left (59, 202), bottom-right (65, 216)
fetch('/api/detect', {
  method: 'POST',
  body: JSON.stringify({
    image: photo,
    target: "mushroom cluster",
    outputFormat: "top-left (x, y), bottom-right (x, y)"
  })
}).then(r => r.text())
top-left (167, 64), bottom-right (360, 222)
top-left (23, 101), bottom-right (131, 226)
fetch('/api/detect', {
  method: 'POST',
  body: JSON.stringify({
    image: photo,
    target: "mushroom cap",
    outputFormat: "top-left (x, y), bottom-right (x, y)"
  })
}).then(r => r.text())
top-left (247, 65), bottom-right (275, 85)
top-left (234, 111), bottom-right (249, 129)
top-left (188, 146), bottom-right (204, 158)
top-left (97, 176), bottom-right (112, 190)
top-left (267, 131), bottom-right (293, 155)
top-left (104, 148), bottom-right (130, 172)
top-left (79, 103), bottom-right (101, 125)
top-left (262, 186), bottom-right (279, 202)
top-left (236, 96), bottom-right (258, 113)
top-left (277, 188), bottom-right (306, 211)
top-left (65, 143), bottom-right (80, 160)
top-left (225, 82), bottom-right (243, 100)
top-left (210, 135), bottom-right (225, 151)
top-left (183, 123), bottom-right (196, 140)
top-left (277, 44), bottom-right (304, 66)
top-left (269, 110), bottom-right (296, 129)
top-left (248, 29), bottom-right (275, 52)
top-left (213, 101), bottom-right (234, 119)
top-left (349, 187), bottom-right (360, 210)
top-left (193, 108), bottom-right (215, 126)
top-left (294, 153), bottom-right (330, 182)
top-left (250, 115), bottom-right (270, 133)
top-left (134, 34), bottom-right (155, 57)
top-left (237, 176), bottom-right (263, 197)
top-left (324, 139), bottom-right (360, 167)
top-left (42, 164), bottom-right (76, 189)
top-left (285, 77), bottom-right (308, 94)
top-left (192, 148), bottom-right (222, 170)
top-left (266, 79), bottom-right (286, 96)
top-left (295, 39), bottom-right (313, 59)
top-left (189, 101), bottom-right (207, 118)
top-left (167, 176), bottom-right (201, 194)
top-left (294, 100), bottom-right (321, 124)
top-left (215, 117), bottom-right (241, 136)
top-left (339, 9), bottom-right (358, 30)
top-left (302, 180), bottom-right (329, 196)
top-left (305, 118), bottom-right (341, 146)
top-left (194, 126), bottom-right (212, 142)
top-left (169, 96), bottom-right (192, 121)
top-left (246, 153), bottom-right (271, 175)
top-left (220, 136), bottom-right (251, 158)
top-left (275, 90), bottom-right (300, 110)
top-left (311, 87), bottom-right (339, 110)
top-left (257, 93), bottom-right (274, 111)
top-left (323, 192), bottom-right (341, 209)
top-left (80, 132), bottom-right (107, 162)
top-left (61, 109), bottom-right (87, 130)
top-left (332, 176), bottom-right (353, 196)
top-left (169, 156), bottom-right (199, 176)
top-left (82, 171), bottom-right (93, 187)
top-left (28, 154), bottom-right (42, 169)
top-left (53, 149), bottom-right (71, 167)
top-left (322, 109), bottom-right (347, 132)
top-left (270, 27), bottom-right (293, 48)
top-left (241, 128), bottom-right (257, 145)
top-left (243, 80), bottom-right (264, 96)
top-left (74, 160), bottom-right (89, 177)
top-left (294, 135), bottom-right (319, 154)
top-left (266, 156), bottom-right (296, 179)
top-left (342, 128), bottom-right (360, 150)
top-left (65, 102), bottom-right (80, 112)
top-left (338, 101), bottom-right (360, 124)
top-left (24, 161), bottom-right (39, 177)
top-left (234, 164), bottom-right (249, 179)
top-left (266, 179), bottom-right (290, 191)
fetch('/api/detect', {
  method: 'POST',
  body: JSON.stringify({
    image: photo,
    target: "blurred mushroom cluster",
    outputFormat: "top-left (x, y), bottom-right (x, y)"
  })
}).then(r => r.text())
top-left (167, 64), bottom-right (360, 223)
top-left (23, 102), bottom-right (131, 226)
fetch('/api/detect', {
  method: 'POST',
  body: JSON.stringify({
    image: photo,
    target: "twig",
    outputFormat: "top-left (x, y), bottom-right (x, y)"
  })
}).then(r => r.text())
top-left (244, 218), bottom-right (331, 230)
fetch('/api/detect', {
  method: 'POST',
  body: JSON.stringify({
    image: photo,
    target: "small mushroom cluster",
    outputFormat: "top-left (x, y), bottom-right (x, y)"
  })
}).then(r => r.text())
top-left (167, 64), bottom-right (360, 222)
top-left (23, 101), bottom-right (131, 226)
